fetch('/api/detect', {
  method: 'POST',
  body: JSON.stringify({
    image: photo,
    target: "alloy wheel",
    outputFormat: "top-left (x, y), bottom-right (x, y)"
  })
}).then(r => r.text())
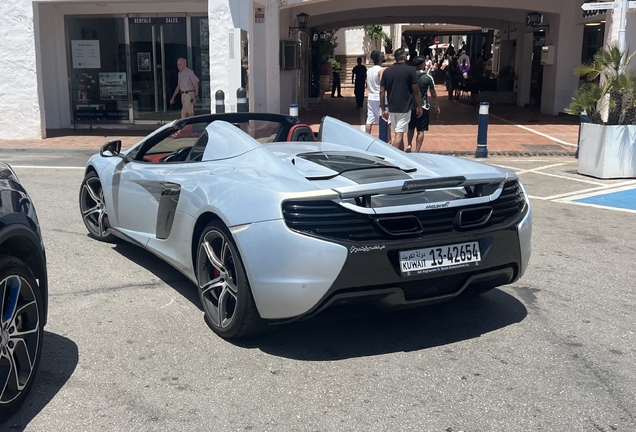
top-left (0, 274), bottom-right (40, 405)
top-left (197, 230), bottom-right (239, 329)
top-left (80, 176), bottom-right (110, 238)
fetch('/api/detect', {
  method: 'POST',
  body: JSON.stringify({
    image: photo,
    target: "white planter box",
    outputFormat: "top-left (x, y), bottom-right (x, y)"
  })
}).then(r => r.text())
top-left (578, 123), bottom-right (636, 179)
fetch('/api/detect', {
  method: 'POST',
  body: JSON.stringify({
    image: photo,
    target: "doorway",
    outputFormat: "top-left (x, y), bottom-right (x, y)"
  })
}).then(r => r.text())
top-left (129, 17), bottom-right (187, 122)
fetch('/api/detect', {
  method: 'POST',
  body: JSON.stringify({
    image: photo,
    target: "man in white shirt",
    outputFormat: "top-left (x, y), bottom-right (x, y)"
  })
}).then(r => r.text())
top-left (365, 50), bottom-right (391, 144)
top-left (170, 58), bottom-right (200, 118)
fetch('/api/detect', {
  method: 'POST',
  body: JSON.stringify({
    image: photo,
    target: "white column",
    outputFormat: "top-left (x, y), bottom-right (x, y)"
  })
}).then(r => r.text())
top-left (605, 6), bottom-right (636, 53)
top-left (265, 0), bottom-right (281, 113)
top-left (208, 0), bottom-right (252, 112)
top-left (250, 0), bottom-right (281, 113)
top-left (278, 8), bottom-right (297, 114)
top-left (0, 0), bottom-right (44, 139)
top-left (540, 12), bottom-right (584, 115)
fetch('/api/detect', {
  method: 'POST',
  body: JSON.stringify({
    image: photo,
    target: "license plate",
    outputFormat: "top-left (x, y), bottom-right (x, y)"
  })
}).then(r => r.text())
top-left (399, 241), bottom-right (481, 275)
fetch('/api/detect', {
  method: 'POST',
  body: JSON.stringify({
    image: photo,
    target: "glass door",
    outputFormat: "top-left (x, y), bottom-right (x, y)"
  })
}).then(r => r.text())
top-left (129, 17), bottom-right (187, 122)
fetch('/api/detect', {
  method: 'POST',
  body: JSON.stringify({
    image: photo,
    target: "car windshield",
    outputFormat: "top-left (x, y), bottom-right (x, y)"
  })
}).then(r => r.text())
top-left (144, 119), bottom-right (283, 158)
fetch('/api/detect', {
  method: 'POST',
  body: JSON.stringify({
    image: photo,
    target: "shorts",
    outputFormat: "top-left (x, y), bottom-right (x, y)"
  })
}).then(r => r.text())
top-left (181, 92), bottom-right (195, 118)
top-left (408, 108), bottom-right (430, 132)
top-left (389, 111), bottom-right (411, 133)
top-left (366, 100), bottom-right (390, 125)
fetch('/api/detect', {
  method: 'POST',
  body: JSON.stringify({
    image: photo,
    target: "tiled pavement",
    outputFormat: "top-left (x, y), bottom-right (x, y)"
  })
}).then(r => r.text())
top-left (0, 86), bottom-right (579, 156)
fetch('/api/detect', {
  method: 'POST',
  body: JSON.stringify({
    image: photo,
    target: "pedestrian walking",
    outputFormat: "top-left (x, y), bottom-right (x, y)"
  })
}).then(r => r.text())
top-left (169, 58), bottom-right (199, 118)
top-left (407, 56), bottom-right (441, 153)
top-left (365, 50), bottom-right (392, 144)
top-left (424, 55), bottom-right (433, 76)
top-left (331, 56), bottom-right (343, 98)
top-left (352, 57), bottom-right (367, 109)
top-left (380, 48), bottom-right (423, 151)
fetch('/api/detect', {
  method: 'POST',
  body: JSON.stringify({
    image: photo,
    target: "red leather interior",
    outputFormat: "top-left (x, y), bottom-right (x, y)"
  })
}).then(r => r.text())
top-left (287, 124), bottom-right (316, 142)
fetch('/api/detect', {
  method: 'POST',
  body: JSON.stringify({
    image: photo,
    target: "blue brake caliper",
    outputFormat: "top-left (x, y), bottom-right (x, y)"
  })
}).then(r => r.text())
top-left (1, 277), bottom-right (20, 324)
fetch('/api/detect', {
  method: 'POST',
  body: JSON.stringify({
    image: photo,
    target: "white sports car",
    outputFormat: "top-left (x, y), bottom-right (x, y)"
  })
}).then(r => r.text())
top-left (80, 113), bottom-right (531, 338)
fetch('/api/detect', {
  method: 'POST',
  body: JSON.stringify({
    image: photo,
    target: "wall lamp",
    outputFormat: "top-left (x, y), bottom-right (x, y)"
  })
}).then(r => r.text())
top-left (526, 12), bottom-right (547, 28)
top-left (289, 13), bottom-right (309, 37)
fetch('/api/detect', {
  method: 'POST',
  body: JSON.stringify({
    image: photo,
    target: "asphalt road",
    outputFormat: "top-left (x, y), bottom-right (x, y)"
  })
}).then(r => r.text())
top-left (3, 152), bottom-right (635, 432)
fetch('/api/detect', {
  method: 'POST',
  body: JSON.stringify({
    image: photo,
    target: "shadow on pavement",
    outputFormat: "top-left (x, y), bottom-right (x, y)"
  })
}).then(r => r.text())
top-left (108, 240), bottom-right (527, 361)
top-left (112, 242), bottom-right (202, 311)
top-left (6, 331), bottom-right (79, 430)
top-left (236, 289), bottom-right (527, 361)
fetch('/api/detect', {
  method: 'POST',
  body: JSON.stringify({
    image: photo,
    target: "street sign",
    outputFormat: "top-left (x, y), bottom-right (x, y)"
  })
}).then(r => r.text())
top-left (630, 0), bottom-right (636, 8)
top-left (581, 2), bottom-right (620, 10)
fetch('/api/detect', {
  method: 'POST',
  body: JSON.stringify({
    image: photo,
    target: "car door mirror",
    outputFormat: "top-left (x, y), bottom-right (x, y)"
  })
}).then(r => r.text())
top-left (100, 140), bottom-right (122, 157)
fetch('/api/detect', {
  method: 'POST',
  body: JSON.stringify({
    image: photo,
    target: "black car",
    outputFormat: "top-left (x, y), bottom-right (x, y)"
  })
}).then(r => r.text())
top-left (0, 162), bottom-right (47, 421)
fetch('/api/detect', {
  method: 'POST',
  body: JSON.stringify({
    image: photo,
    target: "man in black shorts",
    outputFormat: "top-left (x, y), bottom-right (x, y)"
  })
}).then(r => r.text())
top-left (407, 56), bottom-right (441, 153)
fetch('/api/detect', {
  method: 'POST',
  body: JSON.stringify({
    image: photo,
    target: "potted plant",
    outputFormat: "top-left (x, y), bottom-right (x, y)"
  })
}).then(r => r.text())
top-left (565, 46), bottom-right (636, 179)
top-left (364, 25), bottom-right (383, 52)
top-left (382, 31), bottom-right (393, 54)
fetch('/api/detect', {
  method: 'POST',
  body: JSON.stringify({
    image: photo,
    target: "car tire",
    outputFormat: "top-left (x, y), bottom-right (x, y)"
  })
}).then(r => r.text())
top-left (196, 221), bottom-right (265, 339)
top-left (0, 255), bottom-right (44, 423)
top-left (79, 171), bottom-right (115, 242)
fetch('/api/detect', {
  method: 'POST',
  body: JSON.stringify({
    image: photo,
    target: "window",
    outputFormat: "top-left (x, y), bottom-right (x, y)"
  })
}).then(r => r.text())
top-left (67, 18), bottom-right (128, 122)
top-left (137, 123), bottom-right (207, 163)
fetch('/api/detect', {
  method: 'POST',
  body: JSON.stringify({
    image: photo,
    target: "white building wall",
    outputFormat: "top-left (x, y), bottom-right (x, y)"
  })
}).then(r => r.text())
top-left (1, 0), bottom-right (44, 139)
top-left (38, 4), bottom-right (69, 130)
top-left (336, 28), bottom-right (366, 55)
top-left (541, 9), bottom-right (585, 115)
top-left (4, 0), bottom-right (636, 139)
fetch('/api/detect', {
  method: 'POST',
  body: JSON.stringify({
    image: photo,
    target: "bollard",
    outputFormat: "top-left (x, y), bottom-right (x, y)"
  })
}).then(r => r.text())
top-left (575, 110), bottom-right (588, 159)
top-left (379, 117), bottom-right (389, 143)
top-left (215, 90), bottom-right (225, 114)
top-left (289, 104), bottom-right (299, 118)
top-left (237, 87), bottom-right (248, 113)
top-left (475, 102), bottom-right (489, 158)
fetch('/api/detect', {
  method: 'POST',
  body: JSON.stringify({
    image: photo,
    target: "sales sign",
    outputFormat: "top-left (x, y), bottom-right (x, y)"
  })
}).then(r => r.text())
top-left (130, 17), bottom-right (181, 25)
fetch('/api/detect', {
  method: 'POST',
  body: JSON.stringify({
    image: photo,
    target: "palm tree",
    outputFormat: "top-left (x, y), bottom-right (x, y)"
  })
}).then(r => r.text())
top-left (565, 45), bottom-right (636, 125)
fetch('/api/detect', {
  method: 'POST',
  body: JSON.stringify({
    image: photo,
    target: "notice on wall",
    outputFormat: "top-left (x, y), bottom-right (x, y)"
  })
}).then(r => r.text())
top-left (71, 40), bottom-right (101, 69)
top-left (99, 72), bottom-right (127, 100)
top-left (255, 7), bottom-right (265, 23)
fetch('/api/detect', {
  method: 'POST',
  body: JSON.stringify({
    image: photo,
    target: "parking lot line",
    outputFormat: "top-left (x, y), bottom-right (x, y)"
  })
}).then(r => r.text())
top-left (491, 162), bottom-right (603, 185)
top-left (513, 162), bottom-right (569, 175)
top-left (554, 184), bottom-right (636, 213)
top-left (10, 165), bottom-right (85, 170)
top-left (555, 199), bottom-right (636, 214)
top-left (541, 181), bottom-right (636, 201)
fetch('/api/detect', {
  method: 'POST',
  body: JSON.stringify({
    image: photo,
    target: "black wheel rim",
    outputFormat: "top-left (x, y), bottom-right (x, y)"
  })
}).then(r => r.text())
top-left (197, 230), bottom-right (239, 329)
top-left (80, 177), bottom-right (110, 238)
top-left (0, 274), bottom-right (40, 404)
